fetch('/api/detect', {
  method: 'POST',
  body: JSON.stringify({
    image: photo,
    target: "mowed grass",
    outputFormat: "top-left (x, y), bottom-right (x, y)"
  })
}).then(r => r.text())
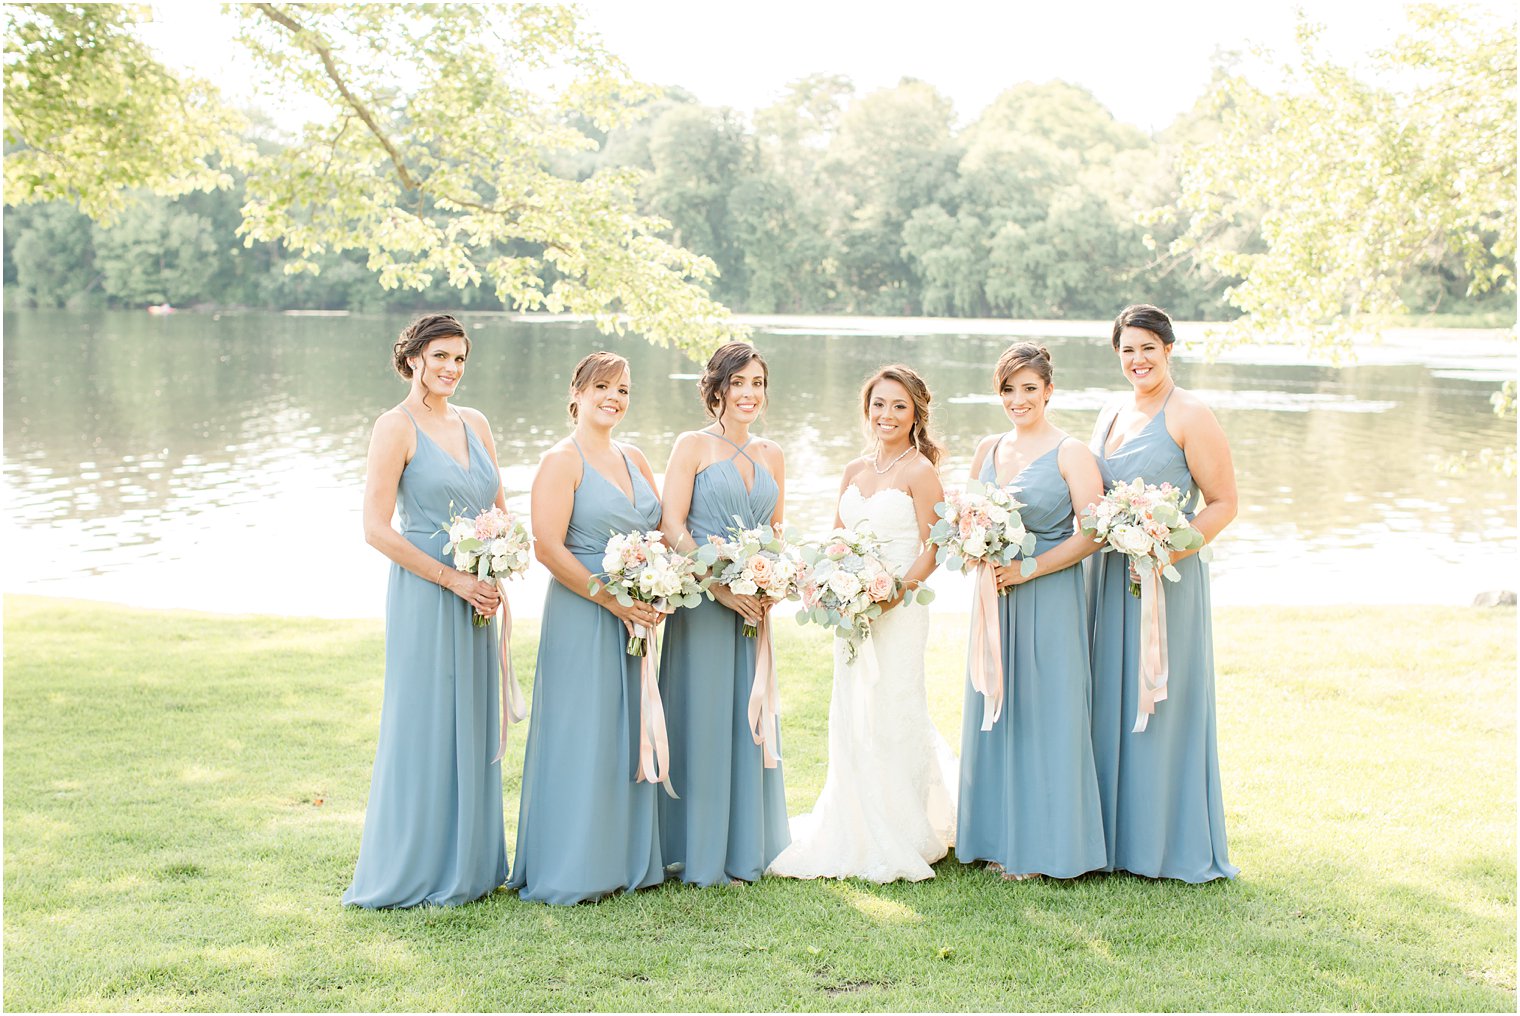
top-left (4, 595), bottom-right (1514, 1012)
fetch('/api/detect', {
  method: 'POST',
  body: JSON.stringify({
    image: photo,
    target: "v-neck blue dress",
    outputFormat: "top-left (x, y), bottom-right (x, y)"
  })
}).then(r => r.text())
top-left (657, 433), bottom-right (790, 884)
top-left (955, 437), bottom-right (1107, 878)
top-left (508, 440), bottom-right (667, 904)
top-left (344, 407), bottom-right (509, 908)
top-left (1087, 395), bottom-right (1237, 882)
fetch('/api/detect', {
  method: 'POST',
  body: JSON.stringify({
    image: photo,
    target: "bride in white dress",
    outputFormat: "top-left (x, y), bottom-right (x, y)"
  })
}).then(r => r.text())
top-left (769, 365), bottom-right (960, 883)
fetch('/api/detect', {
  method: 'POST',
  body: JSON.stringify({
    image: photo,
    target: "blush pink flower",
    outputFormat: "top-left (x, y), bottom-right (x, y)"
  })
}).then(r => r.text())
top-left (866, 571), bottom-right (894, 601)
top-left (746, 554), bottom-right (774, 586)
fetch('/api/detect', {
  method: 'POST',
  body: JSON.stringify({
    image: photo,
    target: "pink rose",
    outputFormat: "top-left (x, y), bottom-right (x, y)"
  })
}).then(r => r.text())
top-left (746, 554), bottom-right (774, 586)
top-left (866, 571), bottom-right (894, 601)
top-left (802, 582), bottom-right (821, 608)
top-left (825, 541), bottom-right (850, 560)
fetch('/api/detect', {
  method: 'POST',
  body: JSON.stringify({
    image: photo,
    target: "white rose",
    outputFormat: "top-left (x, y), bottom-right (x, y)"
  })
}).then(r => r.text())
top-left (985, 503), bottom-right (1010, 525)
top-left (731, 578), bottom-right (759, 596)
top-left (1110, 523), bottom-right (1153, 557)
top-left (962, 533), bottom-right (988, 558)
top-left (454, 551), bottom-right (476, 572)
top-left (827, 568), bottom-right (862, 600)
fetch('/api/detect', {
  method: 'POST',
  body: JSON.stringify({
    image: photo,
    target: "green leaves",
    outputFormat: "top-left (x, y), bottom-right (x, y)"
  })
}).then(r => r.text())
top-left (2, 5), bottom-right (250, 223)
top-left (1165, 5), bottom-right (1516, 357)
top-left (4, 3), bottom-right (744, 359)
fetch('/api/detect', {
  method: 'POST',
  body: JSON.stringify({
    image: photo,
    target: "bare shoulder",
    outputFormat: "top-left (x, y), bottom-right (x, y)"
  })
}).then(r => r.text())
top-left (669, 429), bottom-right (711, 462)
top-left (973, 432), bottom-right (1001, 457)
top-left (751, 436), bottom-right (785, 467)
top-left (839, 457), bottom-right (868, 488)
top-left (619, 441), bottom-right (654, 472)
top-left (455, 404), bottom-right (491, 429)
top-left (371, 406), bottom-right (414, 448)
top-left (904, 454), bottom-right (943, 490)
top-left (537, 438), bottom-right (581, 477)
top-left (1057, 432), bottom-right (1098, 468)
top-left (1168, 387), bottom-right (1223, 428)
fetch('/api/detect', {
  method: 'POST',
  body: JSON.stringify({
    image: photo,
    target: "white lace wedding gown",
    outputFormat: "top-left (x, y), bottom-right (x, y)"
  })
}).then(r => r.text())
top-left (767, 484), bottom-right (959, 882)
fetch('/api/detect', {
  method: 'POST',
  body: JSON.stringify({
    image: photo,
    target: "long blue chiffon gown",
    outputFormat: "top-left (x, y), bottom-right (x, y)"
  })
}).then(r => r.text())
top-left (508, 440), bottom-right (666, 904)
top-left (657, 433), bottom-right (790, 884)
top-left (1087, 393), bottom-right (1238, 882)
top-left (344, 408), bottom-right (509, 908)
top-left (956, 437), bottom-right (1107, 878)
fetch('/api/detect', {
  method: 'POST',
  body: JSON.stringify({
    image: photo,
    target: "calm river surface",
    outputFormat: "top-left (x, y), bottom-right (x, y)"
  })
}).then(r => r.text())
top-left (3, 309), bottom-right (1514, 618)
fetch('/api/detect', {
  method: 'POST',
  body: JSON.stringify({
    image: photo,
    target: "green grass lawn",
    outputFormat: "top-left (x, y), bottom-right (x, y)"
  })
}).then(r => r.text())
top-left (4, 595), bottom-right (1514, 1012)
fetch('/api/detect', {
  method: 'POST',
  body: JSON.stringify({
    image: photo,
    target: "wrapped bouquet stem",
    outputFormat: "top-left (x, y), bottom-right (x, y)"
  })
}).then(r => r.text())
top-left (443, 504), bottom-right (533, 762)
top-left (928, 480), bottom-right (1035, 731)
top-left (1079, 479), bottom-right (1205, 733)
top-left (695, 519), bottom-right (810, 768)
top-left (590, 529), bottom-right (705, 796)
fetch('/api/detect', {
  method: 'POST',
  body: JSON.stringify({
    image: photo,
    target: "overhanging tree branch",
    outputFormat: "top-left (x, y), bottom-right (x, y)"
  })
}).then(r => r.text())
top-left (250, 2), bottom-right (420, 194)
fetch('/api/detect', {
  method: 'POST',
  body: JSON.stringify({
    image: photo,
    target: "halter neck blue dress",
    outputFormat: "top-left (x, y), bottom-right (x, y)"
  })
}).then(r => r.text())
top-left (657, 432), bottom-right (790, 884)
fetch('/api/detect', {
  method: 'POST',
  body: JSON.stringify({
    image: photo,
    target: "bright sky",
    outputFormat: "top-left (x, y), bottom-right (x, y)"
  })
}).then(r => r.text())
top-left (142, 1), bottom-right (1502, 132)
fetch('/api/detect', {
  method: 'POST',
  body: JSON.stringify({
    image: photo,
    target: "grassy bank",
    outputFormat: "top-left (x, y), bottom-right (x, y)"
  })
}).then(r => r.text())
top-left (4, 596), bottom-right (1514, 1011)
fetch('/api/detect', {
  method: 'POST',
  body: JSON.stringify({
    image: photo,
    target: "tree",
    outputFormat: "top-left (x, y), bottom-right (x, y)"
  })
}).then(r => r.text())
top-left (824, 79), bottom-right (960, 313)
top-left (1165, 3), bottom-right (1516, 354)
top-left (10, 201), bottom-right (96, 307)
top-left (643, 104), bottom-right (752, 304)
top-left (2, 3), bottom-right (246, 221)
top-left (92, 199), bottom-right (220, 306)
top-left (3, 3), bottom-right (744, 358)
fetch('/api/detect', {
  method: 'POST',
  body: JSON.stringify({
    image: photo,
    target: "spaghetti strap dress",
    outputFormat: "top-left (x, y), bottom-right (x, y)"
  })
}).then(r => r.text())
top-left (956, 436), bottom-right (1107, 878)
top-left (508, 439), bottom-right (667, 904)
top-left (344, 407), bottom-right (508, 908)
top-left (1087, 393), bottom-right (1238, 882)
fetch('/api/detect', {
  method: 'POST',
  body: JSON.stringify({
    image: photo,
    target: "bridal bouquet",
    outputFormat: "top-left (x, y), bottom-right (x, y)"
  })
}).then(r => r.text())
top-left (1078, 479), bottom-right (1204, 597)
top-left (797, 524), bottom-right (934, 663)
top-left (1079, 479), bottom-right (1205, 734)
top-left (928, 480), bottom-right (1037, 580)
top-left (590, 529), bottom-right (706, 656)
top-left (442, 503), bottom-right (534, 761)
top-left (694, 519), bottom-right (810, 770)
top-left (927, 480), bottom-right (1037, 731)
top-left (443, 505), bottom-right (535, 627)
top-left (694, 519), bottom-right (811, 637)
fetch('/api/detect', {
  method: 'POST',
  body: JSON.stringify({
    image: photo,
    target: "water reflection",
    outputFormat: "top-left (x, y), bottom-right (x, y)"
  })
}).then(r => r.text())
top-left (3, 309), bottom-right (1514, 617)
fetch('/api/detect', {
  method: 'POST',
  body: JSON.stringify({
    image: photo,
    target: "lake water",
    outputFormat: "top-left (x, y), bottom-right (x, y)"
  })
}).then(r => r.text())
top-left (3, 309), bottom-right (1515, 618)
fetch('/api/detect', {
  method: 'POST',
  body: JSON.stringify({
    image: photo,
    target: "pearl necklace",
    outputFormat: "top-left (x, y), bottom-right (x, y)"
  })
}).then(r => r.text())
top-left (872, 445), bottom-right (914, 474)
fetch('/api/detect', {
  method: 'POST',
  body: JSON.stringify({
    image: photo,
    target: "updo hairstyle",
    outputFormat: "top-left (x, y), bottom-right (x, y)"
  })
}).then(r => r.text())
top-left (393, 313), bottom-right (469, 380)
top-left (858, 364), bottom-right (944, 468)
top-left (566, 351), bottom-right (630, 423)
top-left (1110, 304), bottom-right (1176, 349)
top-left (993, 342), bottom-right (1054, 392)
top-left (698, 342), bottom-right (768, 420)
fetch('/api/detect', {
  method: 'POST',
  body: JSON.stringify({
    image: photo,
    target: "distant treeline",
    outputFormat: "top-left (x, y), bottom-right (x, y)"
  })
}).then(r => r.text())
top-left (0, 76), bottom-right (1494, 319)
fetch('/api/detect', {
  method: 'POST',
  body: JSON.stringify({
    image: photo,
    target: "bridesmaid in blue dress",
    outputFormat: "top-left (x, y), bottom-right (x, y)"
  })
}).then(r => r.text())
top-left (509, 351), bottom-right (668, 905)
top-left (1088, 304), bottom-right (1240, 882)
top-left (957, 343), bottom-right (1108, 881)
top-left (657, 342), bottom-right (790, 884)
top-left (346, 314), bottom-right (509, 908)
